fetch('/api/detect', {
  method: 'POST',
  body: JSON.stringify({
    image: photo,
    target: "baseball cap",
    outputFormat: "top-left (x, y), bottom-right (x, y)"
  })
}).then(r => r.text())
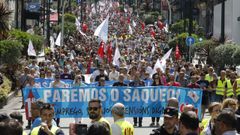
top-left (163, 107), bottom-right (178, 118)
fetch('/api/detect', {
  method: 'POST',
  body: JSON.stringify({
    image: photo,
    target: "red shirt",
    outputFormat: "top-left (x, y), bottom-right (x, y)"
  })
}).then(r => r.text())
top-left (187, 83), bottom-right (200, 88)
top-left (166, 82), bottom-right (181, 87)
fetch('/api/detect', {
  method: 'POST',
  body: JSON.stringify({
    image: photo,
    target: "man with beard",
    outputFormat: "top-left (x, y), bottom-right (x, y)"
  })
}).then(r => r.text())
top-left (150, 107), bottom-right (180, 135)
top-left (87, 99), bottom-right (111, 131)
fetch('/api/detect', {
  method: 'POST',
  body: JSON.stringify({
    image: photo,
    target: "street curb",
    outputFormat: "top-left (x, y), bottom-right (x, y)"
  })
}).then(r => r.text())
top-left (6, 89), bottom-right (19, 104)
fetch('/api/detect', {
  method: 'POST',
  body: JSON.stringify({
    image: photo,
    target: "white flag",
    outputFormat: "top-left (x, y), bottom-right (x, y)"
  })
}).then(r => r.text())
top-left (151, 43), bottom-right (155, 55)
top-left (38, 50), bottom-right (45, 57)
top-left (75, 18), bottom-right (81, 30)
top-left (55, 32), bottom-right (61, 46)
top-left (50, 36), bottom-right (55, 52)
top-left (152, 59), bottom-right (164, 75)
top-left (70, 52), bottom-right (74, 60)
top-left (128, 25), bottom-right (133, 35)
top-left (113, 46), bottom-right (121, 66)
top-left (132, 20), bottom-right (136, 27)
top-left (162, 48), bottom-right (172, 60)
top-left (27, 40), bottom-right (36, 56)
top-left (152, 48), bottom-right (172, 74)
top-left (75, 18), bottom-right (87, 37)
top-left (94, 15), bottom-right (109, 43)
top-left (164, 23), bottom-right (169, 32)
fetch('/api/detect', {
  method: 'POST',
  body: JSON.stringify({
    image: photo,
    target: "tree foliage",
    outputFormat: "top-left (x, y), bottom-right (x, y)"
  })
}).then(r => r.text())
top-left (169, 19), bottom-right (204, 37)
top-left (52, 13), bottom-right (77, 37)
top-left (143, 11), bottom-right (160, 25)
top-left (53, 22), bottom-right (76, 36)
top-left (168, 32), bottom-right (199, 56)
top-left (192, 39), bottom-right (219, 64)
top-left (0, 40), bottom-right (23, 65)
top-left (0, 3), bottom-right (12, 40)
top-left (9, 29), bottom-right (44, 56)
top-left (210, 43), bottom-right (240, 68)
top-left (64, 13), bottom-right (76, 23)
top-left (0, 75), bottom-right (11, 104)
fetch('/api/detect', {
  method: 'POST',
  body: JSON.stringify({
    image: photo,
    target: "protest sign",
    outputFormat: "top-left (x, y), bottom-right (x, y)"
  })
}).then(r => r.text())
top-left (23, 86), bottom-right (202, 118)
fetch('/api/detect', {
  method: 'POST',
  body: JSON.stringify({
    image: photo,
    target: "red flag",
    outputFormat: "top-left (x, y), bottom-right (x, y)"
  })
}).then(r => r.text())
top-left (157, 20), bottom-right (165, 30)
top-left (150, 27), bottom-right (156, 38)
top-left (82, 23), bottom-right (88, 33)
top-left (98, 41), bottom-right (105, 58)
top-left (25, 90), bottom-right (35, 120)
top-left (87, 57), bottom-right (92, 74)
top-left (175, 44), bottom-right (181, 60)
top-left (107, 42), bottom-right (113, 63)
top-left (127, 17), bottom-right (131, 24)
top-left (140, 22), bottom-right (145, 31)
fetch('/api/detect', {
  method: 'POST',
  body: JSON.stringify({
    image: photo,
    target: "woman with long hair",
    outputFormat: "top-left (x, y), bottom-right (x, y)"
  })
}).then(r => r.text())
top-left (150, 75), bottom-right (163, 127)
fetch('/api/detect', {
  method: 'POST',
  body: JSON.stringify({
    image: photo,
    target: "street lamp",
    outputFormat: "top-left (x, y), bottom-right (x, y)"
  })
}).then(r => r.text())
top-left (61, 0), bottom-right (66, 46)
top-left (220, 0), bottom-right (225, 43)
top-left (166, 0), bottom-right (172, 24)
top-left (46, 0), bottom-right (50, 46)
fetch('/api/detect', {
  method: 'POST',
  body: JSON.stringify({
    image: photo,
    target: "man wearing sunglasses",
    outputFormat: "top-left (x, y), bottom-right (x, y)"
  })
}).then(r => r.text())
top-left (87, 99), bottom-right (111, 132)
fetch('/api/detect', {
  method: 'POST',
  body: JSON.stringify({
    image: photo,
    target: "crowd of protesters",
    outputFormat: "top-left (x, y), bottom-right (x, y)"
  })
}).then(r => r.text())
top-left (12, 0), bottom-right (240, 134)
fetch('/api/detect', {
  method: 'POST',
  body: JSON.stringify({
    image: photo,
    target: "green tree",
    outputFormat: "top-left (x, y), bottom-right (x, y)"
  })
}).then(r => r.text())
top-left (0, 40), bottom-right (23, 65)
top-left (143, 11), bottom-right (160, 25)
top-left (193, 39), bottom-right (219, 64)
top-left (232, 46), bottom-right (240, 66)
top-left (52, 13), bottom-right (77, 39)
top-left (168, 32), bottom-right (199, 56)
top-left (169, 19), bottom-right (203, 37)
top-left (9, 29), bottom-right (44, 56)
top-left (64, 13), bottom-right (76, 23)
top-left (0, 3), bottom-right (12, 40)
top-left (210, 43), bottom-right (239, 69)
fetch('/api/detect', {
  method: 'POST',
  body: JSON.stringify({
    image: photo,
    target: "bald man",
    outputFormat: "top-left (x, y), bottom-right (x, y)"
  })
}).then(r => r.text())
top-left (111, 103), bottom-right (134, 135)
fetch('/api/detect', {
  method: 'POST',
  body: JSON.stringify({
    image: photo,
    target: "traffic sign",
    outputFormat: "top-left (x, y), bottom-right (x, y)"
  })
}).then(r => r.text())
top-left (186, 37), bottom-right (195, 46)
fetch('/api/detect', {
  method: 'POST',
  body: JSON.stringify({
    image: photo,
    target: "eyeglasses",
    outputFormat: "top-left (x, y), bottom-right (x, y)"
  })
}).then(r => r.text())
top-left (88, 107), bottom-right (99, 111)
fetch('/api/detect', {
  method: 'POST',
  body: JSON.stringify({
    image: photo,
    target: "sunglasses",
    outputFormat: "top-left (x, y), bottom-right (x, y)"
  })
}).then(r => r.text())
top-left (88, 107), bottom-right (99, 111)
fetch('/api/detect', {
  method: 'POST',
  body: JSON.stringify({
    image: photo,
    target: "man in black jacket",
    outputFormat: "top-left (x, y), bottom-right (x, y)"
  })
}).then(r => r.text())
top-left (150, 107), bottom-right (180, 135)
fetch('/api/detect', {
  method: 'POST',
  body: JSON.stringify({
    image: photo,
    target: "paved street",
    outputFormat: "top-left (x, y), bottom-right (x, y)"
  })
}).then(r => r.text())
top-left (0, 95), bottom-right (158, 135)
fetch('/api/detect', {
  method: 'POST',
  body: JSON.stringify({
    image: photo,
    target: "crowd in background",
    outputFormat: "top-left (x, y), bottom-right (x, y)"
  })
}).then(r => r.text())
top-left (2, 0), bottom-right (240, 135)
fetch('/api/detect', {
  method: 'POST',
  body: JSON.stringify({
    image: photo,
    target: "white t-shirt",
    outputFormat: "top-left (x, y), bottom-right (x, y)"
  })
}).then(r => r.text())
top-left (50, 81), bottom-right (66, 88)
top-left (109, 71), bottom-right (119, 81)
